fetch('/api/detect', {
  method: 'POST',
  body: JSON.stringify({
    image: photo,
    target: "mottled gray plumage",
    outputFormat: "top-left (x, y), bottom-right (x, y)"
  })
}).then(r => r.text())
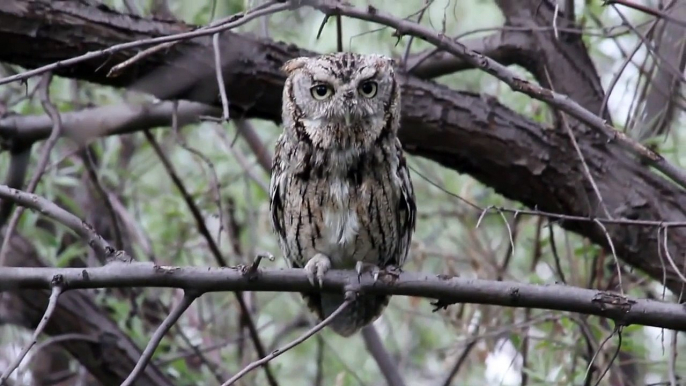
top-left (269, 52), bottom-right (416, 336)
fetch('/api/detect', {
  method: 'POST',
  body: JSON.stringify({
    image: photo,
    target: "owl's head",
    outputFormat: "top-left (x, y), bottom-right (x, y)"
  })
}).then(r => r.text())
top-left (281, 52), bottom-right (400, 150)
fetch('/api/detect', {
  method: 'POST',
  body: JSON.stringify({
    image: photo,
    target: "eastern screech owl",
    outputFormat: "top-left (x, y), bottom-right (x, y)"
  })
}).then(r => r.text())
top-left (269, 52), bottom-right (416, 337)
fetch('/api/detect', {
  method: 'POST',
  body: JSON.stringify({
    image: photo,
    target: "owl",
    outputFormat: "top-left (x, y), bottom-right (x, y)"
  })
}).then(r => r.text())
top-left (269, 52), bottom-right (416, 337)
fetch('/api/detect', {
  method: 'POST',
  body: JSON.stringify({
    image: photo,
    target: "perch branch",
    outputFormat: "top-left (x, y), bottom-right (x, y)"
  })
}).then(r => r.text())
top-left (1, 263), bottom-right (685, 332)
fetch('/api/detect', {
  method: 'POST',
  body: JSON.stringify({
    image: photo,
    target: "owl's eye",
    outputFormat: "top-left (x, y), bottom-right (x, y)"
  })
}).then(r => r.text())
top-left (358, 81), bottom-right (378, 98)
top-left (310, 84), bottom-right (333, 100)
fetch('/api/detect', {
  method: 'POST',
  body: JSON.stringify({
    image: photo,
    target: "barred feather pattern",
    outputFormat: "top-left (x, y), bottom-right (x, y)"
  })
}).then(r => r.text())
top-left (269, 52), bottom-right (416, 336)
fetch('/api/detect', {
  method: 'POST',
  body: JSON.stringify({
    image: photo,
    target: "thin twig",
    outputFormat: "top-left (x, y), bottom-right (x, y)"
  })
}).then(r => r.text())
top-left (232, 119), bottom-right (273, 171)
top-left (212, 33), bottom-right (231, 121)
top-left (440, 334), bottom-right (478, 386)
top-left (598, 16), bottom-right (659, 117)
top-left (594, 219), bottom-right (624, 293)
top-left (144, 130), bottom-right (227, 266)
top-left (314, 336), bottom-right (324, 386)
top-left (605, 0), bottom-right (686, 29)
top-left (0, 3), bottom-right (293, 86)
top-left (544, 66), bottom-right (612, 220)
top-left (592, 326), bottom-right (623, 386)
top-left (661, 227), bottom-right (686, 284)
top-left (221, 293), bottom-right (354, 386)
top-left (121, 290), bottom-right (200, 386)
top-left (0, 185), bottom-right (114, 259)
top-left (79, 146), bottom-right (124, 250)
top-left (0, 72), bottom-right (64, 266)
top-left (562, 111), bottom-right (612, 219)
top-left (583, 325), bottom-right (619, 385)
top-left (668, 329), bottom-right (678, 386)
top-left (170, 102), bottom-right (227, 251)
top-left (401, 0), bottom-right (432, 69)
top-left (413, 166), bottom-right (686, 228)
top-left (336, 14), bottom-right (343, 52)
top-left (0, 285), bottom-right (63, 385)
top-left (548, 224), bottom-right (568, 284)
top-left (143, 130), bottom-right (279, 386)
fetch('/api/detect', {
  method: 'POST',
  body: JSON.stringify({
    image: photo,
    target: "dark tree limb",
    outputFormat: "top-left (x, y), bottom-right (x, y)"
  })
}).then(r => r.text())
top-left (2, 263), bottom-right (686, 332)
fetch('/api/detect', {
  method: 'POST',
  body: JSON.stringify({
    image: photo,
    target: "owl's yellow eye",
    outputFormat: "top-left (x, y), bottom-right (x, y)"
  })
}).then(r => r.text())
top-left (358, 81), bottom-right (378, 98)
top-left (311, 84), bottom-right (333, 100)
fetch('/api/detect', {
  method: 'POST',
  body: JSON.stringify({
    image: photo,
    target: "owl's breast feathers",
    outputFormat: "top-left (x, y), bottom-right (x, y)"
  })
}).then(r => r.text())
top-left (269, 132), bottom-right (415, 270)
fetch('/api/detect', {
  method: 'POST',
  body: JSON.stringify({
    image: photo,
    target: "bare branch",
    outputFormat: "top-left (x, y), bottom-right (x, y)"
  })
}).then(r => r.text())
top-left (407, 30), bottom-right (534, 78)
top-left (0, 72), bottom-right (63, 266)
top-left (631, 2), bottom-right (686, 140)
top-left (605, 0), bottom-right (686, 29)
top-left (0, 285), bottom-right (63, 385)
top-left (221, 293), bottom-right (353, 386)
top-left (122, 290), bottom-right (200, 386)
top-left (0, 101), bottom-right (219, 144)
top-left (142, 131), bottom-right (279, 386)
top-left (0, 2), bottom-right (293, 86)
top-left (0, 188), bottom-right (114, 260)
top-left (233, 119), bottom-right (273, 172)
top-left (2, 263), bottom-right (686, 331)
top-left (213, 33), bottom-right (230, 121)
top-left (361, 326), bottom-right (406, 386)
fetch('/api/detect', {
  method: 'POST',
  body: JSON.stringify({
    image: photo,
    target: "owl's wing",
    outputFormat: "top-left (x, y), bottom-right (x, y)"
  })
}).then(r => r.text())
top-left (395, 138), bottom-right (417, 266)
top-left (269, 135), bottom-right (287, 243)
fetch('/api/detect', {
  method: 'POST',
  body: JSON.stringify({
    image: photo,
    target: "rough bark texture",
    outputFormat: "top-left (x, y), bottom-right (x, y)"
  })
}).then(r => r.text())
top-left (1, 0), bottom-right (686, 295)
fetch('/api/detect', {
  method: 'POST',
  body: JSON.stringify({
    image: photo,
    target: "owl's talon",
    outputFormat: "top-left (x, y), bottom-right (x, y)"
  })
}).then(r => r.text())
top-left (305, 253), bottom-right (331, 287)
top-left (355, 261), bottom-right (381, 282)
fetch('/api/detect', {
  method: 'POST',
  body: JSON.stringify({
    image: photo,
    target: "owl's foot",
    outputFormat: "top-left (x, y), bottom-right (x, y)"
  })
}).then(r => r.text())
top-left (304, 253), bottom-right (331, 287)
top-left (355, 261), bottom-right (377, 282)
top-left (356, 262), bottom-right (402, 283)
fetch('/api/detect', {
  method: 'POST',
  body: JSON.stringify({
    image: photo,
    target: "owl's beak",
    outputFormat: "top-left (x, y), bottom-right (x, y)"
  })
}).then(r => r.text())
top-left (344, 110), bottom-right (352, 126)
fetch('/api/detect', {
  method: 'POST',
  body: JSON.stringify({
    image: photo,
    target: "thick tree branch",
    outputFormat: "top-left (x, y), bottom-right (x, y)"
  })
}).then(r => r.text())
top-left (2, 0), bottom-right (686, 296)
top-left (1, 263), bottom-right (685, 331)
top-left (0, 101), bottom-right (218, 145)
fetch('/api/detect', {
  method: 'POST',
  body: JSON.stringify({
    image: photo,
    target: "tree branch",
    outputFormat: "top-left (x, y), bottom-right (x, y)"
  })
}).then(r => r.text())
top-left (1, 263), bottom-right (685, 331)
top-left (407, 30), bottom-right (535, 79)
top-left (361, 326), bottom-right (406, 386)
top-left (122, 290), bottom-right (200, 386)
top-left (221, 294), bottom-right (353, 386)
top-left (0, 285), bottom-right (62, 385)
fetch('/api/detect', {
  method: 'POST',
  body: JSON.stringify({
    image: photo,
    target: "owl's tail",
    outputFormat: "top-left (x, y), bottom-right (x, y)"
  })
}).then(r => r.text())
top-left (315, 293), bottom-right (390, 337)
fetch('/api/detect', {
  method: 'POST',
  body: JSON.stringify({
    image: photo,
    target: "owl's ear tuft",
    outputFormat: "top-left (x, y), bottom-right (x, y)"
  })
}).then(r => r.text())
top-left (281, 57), bottom-right (309, 75)
top-left (371, 55), bottom-right (396, 71)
